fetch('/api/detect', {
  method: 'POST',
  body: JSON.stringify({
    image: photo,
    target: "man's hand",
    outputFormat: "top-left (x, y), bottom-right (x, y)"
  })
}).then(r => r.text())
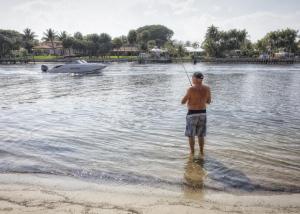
top-left (181, 88), bottom-right (190, 104)
top-left (181, 96), bottom-right (188, 104)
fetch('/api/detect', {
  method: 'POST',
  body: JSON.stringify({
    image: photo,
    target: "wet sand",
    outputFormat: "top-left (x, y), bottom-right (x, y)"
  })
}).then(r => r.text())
top-left (0, 173), bottom-right (299, 214)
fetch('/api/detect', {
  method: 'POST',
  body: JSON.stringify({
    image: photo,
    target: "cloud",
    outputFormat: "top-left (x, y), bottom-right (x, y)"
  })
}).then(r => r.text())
top-left (0, 0), bottom-right (299, 42)
top-left (170, 10), bottom-right (300, 42)
top-left (213, 5), bottom-right (221, 12)
top-left (167, 0), bottom-right (199, 15)
top-left (213, 11), bottom-right (300, 41)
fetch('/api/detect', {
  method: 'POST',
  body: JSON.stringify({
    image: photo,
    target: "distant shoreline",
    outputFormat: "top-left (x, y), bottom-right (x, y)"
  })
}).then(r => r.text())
top-left (0, 57), bottom-right (299, 65)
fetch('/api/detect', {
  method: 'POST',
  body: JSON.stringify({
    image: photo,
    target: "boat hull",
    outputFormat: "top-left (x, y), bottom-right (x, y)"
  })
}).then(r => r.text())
top-left (47, 64), bottom-right (106, 74)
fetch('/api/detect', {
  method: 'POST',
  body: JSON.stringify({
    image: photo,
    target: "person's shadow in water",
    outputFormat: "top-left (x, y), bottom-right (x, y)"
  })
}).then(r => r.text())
top-left (182, 153), bottom-right (206, 200)
top-left (182, 153), bottom-right (260, 199)
top-left (204, 155), bottom-right (257, 191)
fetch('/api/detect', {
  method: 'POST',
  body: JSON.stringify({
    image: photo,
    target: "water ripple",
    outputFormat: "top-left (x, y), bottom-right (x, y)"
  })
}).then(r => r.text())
top-left (0, 63), bottom-right (299, 193)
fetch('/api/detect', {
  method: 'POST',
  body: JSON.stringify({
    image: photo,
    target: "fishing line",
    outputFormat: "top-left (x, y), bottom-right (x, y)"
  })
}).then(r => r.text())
top-left (180, 56), bottom-right (192, 86)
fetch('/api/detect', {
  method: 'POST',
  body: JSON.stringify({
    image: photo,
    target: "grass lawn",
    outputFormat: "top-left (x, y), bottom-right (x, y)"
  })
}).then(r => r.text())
top-left (108, 55), bottom-right (138, 59)
top-left (81, 55), bottom-right (138, 59)
top-left (33, 55), bottom-right (62, 60)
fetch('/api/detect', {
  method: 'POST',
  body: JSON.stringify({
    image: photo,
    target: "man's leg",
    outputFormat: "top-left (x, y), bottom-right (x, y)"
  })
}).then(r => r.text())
top-left (198, 136), bottom-right (204, 155)
top-left (189, 137), bottom-right (195, 153)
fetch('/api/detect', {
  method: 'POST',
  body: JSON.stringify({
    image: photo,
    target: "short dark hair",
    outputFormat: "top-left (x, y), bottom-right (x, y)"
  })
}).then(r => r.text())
top-left (193, 72), bottom-right (204, 79)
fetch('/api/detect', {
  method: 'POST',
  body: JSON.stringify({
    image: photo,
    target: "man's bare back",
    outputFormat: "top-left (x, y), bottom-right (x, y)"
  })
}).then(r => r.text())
top-left (182, 85), bottom-right (211, 110)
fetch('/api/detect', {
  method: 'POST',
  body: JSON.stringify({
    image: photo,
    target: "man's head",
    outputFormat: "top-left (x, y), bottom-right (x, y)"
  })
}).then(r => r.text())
top-left (192, 72), bottom-right (204, 85)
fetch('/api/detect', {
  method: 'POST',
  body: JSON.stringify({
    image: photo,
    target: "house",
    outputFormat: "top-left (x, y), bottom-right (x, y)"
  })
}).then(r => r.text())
top-left (33, 41), bottom-right (66, 55)
top-left (185, 46), bottom-right (204, 57)
top-left (223, 49), bottom-right (242, 58)
top-left (259, 53), bottom-right (270, 60)
top-left (138, 47), bottom-right (171, 63)
top-left (111, 45), bottom-right (139, 56)
top-left (274, 51), bottom-right (294, 59)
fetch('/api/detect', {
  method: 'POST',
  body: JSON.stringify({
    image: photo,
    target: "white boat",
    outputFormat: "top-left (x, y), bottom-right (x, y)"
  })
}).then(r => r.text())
top-left (41, 60), bottom-right (106, 74)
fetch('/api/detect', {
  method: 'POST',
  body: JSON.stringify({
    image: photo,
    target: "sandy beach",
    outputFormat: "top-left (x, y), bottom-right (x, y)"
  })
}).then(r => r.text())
top-left (0, 173), bottom-right (298, 214)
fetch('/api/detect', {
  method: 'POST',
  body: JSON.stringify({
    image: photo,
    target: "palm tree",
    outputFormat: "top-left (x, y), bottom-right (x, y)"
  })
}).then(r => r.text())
top-left (57, 31), bottom-right (69, 55)
top-left (22, 28), bottom-right (36, 53)
top-left (23, 28), bottom-right (35, 41)
top-left (206, 25), bottom-right (219, 41)
top-left (42, 28), bottom-right (57, 55)
top-left (58, 31), bottom-right (68, 41)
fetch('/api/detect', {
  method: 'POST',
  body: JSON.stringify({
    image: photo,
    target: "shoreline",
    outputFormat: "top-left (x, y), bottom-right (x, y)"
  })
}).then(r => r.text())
top-left (0, 173), bottom-right (299, 213)
top-left (1, 57), bottom-right (299, 65)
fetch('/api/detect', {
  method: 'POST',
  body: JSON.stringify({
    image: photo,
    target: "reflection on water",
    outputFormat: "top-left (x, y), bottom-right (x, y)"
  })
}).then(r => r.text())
top-left (184, 154), bottom-right (205, 188)
top-left (0, 63), bottom-right (300, 194)
top-left (183, 153), bottom-right (205, 200)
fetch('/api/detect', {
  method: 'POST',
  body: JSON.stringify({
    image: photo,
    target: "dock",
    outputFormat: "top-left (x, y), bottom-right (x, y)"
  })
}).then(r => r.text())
top-left (0, 56), bottom-right (35, 64)
top-left (0, 56), bottom-right (298, 65)
top-left (138, 58), bottom-right (172, 64)
top-left (195, 57), bottom-right (295, 64)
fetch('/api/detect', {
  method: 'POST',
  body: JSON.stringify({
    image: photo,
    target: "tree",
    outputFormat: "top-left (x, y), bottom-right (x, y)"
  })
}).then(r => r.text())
top-left (62, 36), bottom-right (74, 56)
top-left (42, 28), bottom-right (57, 55)
top-left (177, 43), bottom-right (186, 57)
top-left (147, 40), bottom-right (156, 50)
top-left (202, 25), bottom-right (221, 57)
top-left (57, 31), bottom-right (69, 55)
top-left (206, 25), bottom-right (219, 41)
top-left (127, 30), bottom-right (137, 46)
top-left (136, 25), bottom-right (173, 49)
top-left (86, 34), bottom-right (100, 56)
top-left (72, 39), bottom-right (86, 55)
top-left (23, 28), bottom-right (35, 41)
top-left (120, 35), bottom-right (127, 45)
top-left (138, 30), bottom-right (150, 43)
top-left (74, 32), bottom-right (83, 40)
top-left (0, 30), bottom-right (22, 57)
top-left (137, 30), bottom-right (150, 51)
top-left (202, 25), bottom-right (250, 57)
top-left (22, 28), bottom-right (36, 53)
top-left (256, 28), bottom-right (298, 54)
top-left (163, 40), bottom-right (177, 57)
top-left (185, 41), bottom-right (191, 47)
top-left (112, 37), bottom-right (122, 49)
top-left (202, 34), bottom-right (218, 56)
top-left (112, 37), bottom-right (122, 58)
top-left (58, 31), bottom-right (68, 41)
top-left (98, 33), bottom-right (112, 57)
top-left (192, 42), bottom-right (200, 48)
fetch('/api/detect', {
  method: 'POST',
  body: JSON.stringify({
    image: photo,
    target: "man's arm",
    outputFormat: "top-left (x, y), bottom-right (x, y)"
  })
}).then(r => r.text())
top-left (181, 88), bottom-right (191, 104)
top-left (206, 87), bottom-right (211, 104)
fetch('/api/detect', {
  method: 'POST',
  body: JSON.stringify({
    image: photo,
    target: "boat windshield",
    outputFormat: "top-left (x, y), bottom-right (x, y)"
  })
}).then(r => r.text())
top-left (71, 60), bottom-right (88, 64)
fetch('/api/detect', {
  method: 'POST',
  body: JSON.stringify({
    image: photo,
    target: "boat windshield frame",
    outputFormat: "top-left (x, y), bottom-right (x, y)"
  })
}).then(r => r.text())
top-left (67, 60), bottom-right (88, 64)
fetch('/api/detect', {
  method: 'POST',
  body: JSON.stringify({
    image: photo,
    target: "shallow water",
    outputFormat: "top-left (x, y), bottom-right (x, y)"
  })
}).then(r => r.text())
top-left (0, 62), bottom-right (300, 193)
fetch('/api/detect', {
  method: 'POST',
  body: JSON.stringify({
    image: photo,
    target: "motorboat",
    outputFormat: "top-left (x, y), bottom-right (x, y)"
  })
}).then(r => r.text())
top-left (41, 60), bottom-right (106, 74)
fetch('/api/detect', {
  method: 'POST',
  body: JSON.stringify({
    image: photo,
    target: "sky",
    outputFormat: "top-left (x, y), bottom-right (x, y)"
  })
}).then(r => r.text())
top-left (0, 0), bottom-right (300, 42)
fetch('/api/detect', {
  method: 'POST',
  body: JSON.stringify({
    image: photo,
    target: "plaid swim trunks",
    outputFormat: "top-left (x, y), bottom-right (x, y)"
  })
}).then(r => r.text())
top-left (185, 110), bottom-right (207, 137)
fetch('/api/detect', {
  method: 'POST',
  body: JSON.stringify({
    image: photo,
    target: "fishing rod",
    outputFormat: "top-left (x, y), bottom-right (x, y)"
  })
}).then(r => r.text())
top-left (180, 56), bottom-right (192, 86)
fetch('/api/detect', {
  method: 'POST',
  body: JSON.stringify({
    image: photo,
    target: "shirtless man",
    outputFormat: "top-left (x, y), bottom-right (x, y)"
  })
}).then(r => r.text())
top-left (181, 72), bottom-right (211, 155)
